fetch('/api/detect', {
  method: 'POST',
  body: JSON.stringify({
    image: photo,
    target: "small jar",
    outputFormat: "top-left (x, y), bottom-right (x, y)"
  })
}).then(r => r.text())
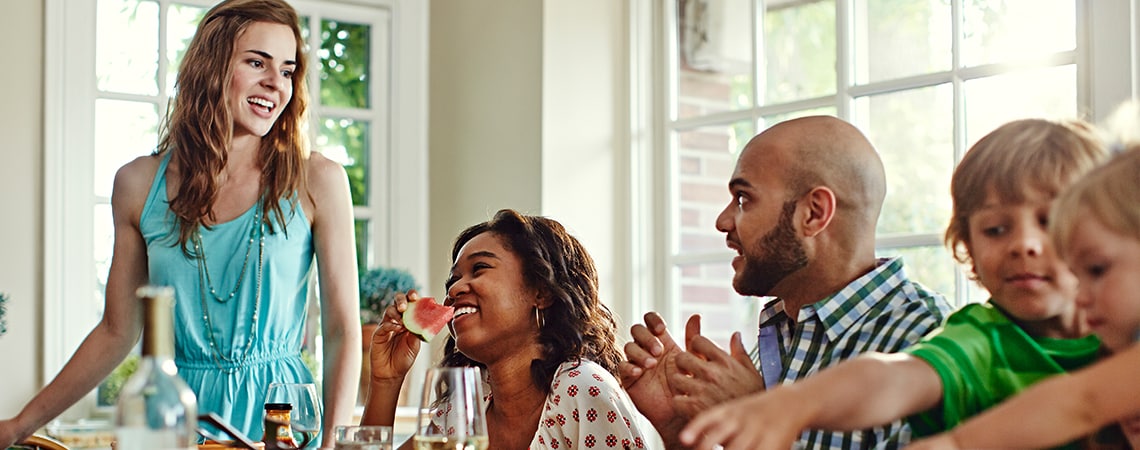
top-left (262, 403), bottom-right (299, 448)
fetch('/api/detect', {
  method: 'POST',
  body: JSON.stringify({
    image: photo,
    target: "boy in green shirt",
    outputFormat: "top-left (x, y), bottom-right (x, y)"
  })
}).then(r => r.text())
top-left (910, 144), bottom-right (1140, 450)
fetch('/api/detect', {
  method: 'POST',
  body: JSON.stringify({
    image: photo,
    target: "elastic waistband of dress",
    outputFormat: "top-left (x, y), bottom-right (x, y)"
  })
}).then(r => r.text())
top-left (176, 351), bottom-right (302, 370)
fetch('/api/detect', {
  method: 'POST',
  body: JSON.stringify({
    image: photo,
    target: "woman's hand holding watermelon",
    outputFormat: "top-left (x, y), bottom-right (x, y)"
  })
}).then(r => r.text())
top-left (368, 289), bottom-right (424, 383)
top-left (359, 289), bottom-right (428, 428)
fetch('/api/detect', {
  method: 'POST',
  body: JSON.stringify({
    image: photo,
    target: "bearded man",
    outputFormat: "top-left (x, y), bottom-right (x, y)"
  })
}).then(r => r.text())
top-left (621, 116), bottom-right (953, 450)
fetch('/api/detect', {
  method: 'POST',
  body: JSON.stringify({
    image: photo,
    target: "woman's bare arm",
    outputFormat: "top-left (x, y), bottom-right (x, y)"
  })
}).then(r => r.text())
top-left (0, 156), bottom-right (156, 447)
top-left (306, 153), bottom-right (363, 448)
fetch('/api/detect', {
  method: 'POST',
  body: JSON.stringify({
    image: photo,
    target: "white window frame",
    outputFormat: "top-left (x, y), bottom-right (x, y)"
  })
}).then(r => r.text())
top-left (42, 0), bottom-right (427, 404)
top-left (627, 0), bottom-right (1139, 327)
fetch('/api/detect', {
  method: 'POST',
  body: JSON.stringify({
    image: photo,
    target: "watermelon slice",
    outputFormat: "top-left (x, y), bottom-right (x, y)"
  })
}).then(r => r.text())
top-left (402, 296), bottom-right (454, 342)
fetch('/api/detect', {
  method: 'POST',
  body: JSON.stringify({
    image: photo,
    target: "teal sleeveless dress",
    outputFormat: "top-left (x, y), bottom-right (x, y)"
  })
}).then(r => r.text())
top-left (139, 152), bottom-right (316, 441)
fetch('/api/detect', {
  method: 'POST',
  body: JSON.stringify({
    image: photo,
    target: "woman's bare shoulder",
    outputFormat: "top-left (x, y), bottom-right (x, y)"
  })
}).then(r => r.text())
top-left (300, 152), bottom-right (351, 222)
top-left (305, 151), bottom-right (350, 195)
top-left (112, 153), bottom-right (163, 210)
top-left (115, 154), bottom-right (163, 186)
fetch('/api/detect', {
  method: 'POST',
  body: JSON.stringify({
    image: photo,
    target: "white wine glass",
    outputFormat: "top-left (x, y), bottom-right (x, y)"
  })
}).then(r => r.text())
top-left (265, 382), bottom-right (322, 448)
top-left (413, 367), bottom-right (488, 450)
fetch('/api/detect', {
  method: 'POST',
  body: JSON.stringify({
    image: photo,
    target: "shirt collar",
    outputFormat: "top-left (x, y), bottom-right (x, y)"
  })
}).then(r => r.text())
top-left (757, 257), bottom-right (908, 341)
top-left (757, 296), bottom-right (785, 326)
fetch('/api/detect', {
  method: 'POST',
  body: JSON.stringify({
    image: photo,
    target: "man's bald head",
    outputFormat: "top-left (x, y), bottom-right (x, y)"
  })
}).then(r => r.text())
top-left (742, 116), bottom-right (887, 228)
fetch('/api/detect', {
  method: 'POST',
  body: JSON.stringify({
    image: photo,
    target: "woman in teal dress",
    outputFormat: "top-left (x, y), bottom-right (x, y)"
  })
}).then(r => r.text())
top-left (0, 1), bottom-right (361, 448)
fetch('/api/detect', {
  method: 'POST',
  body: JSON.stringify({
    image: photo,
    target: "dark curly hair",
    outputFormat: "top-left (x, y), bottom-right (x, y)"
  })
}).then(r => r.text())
top-left (440, 209), bottom-right (623, 393)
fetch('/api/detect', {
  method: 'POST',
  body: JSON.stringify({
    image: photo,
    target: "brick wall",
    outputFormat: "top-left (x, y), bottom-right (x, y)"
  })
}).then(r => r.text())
top-left (672, 66), bottom-right (758, 346)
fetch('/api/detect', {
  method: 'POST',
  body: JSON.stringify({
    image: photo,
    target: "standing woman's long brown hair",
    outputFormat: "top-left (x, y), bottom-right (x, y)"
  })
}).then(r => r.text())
top-left (161, 0), bottom-right (311, 250)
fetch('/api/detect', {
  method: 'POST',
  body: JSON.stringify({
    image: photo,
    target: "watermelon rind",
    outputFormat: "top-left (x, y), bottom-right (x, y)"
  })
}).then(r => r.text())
top-left (401, 297), bottom-right (454, 342)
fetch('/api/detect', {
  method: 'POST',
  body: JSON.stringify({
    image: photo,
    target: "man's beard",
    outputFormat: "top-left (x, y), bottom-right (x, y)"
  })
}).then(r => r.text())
top-left (733, 200), bottom-right (809, 297)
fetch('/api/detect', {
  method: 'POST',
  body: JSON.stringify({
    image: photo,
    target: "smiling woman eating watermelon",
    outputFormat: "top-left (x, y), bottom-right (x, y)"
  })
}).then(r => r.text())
top-left (360, 209), bottom-right (649, 449)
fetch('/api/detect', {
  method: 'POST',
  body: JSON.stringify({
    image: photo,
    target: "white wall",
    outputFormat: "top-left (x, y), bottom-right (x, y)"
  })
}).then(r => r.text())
top-left (0, 0), bottom-right (44, 416)
top-left (541, 1), bottom-right (631, 329)
top-left (427, 0), bottom-right (544, 296)
top-left (1087, 0), bottom-right (1140, 120)
top-left (427, 0), bottom-right (632, 331)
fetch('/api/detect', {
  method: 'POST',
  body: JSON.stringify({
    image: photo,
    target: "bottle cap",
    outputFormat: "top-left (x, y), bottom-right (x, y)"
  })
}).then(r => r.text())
top-left (264, 403), bottom-right (292, 411)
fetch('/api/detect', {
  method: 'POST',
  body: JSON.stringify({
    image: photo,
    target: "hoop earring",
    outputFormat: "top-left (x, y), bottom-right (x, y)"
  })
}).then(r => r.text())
top-left (534, 307), bottom-right (545, 329)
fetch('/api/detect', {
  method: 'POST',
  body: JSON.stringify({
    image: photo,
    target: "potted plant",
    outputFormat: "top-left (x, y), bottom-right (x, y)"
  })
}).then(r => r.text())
top-left (359, 266), bottom-right (419, 327)
top-left (98, 354), bottom-right (139, 406)
top-left (0, 291), bottom-right (8, 337)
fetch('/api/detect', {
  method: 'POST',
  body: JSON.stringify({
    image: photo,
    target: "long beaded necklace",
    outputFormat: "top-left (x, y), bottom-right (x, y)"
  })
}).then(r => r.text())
top-left (193, 207), bottom-right (264, 373)
top-left (196, 210), bottom-right (260, 303)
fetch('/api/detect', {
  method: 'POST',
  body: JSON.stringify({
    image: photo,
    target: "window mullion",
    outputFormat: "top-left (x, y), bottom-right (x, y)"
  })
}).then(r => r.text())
top-left (835, 0), bottom-right (853, 119)
top-left (45, 0), bottom-right (99, 391)
top-left (751, 0), bottom-right (761, 120)
top-left (661, 0), bottom-right (680, 329)
top-left (949, 0), bottom-right (967, 307)
top-left (370, 10), bottom-right (391, 268)
top-left (847, 71), bottom-right (955, 98)
top-left (157, 0), bottom-right (169, 100)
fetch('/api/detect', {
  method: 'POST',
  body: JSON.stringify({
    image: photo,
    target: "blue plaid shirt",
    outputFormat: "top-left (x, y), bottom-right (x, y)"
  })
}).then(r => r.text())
top-left (752, 257), bottom-right (952, 450)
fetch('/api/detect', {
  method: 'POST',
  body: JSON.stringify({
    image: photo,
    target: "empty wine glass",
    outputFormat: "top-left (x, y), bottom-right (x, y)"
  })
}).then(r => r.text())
top-left (265, 382), bottom-right (322, 448)
top-left (413, 367), bottom-right (488, 450)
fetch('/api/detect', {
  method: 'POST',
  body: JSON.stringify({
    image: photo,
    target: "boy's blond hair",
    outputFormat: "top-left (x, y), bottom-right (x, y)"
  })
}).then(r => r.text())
top-left (945, 118), bottom-right (1106, 267)
top-left (1051, 145), bottom-right (1140, 257)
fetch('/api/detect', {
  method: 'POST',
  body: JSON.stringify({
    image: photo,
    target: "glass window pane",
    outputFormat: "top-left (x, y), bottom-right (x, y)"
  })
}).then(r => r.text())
top-left (675, 261), bottom-right (757, 350)
top-left (94, 204), bottom-right (114, 304)
top-left (676, 70), bottom-right (752, 121)
top-left (762, 0), bottom-right (836, 104)
top-left (318, 117), bottom-right (371, 206)
top-left (854, 0), bottom-right (951, 84)
top-left (166, 4), bottom-right (208, 97)
top-left (961, 0), bottom-right (1076, 68)
top-left (300, 15), bottom-right (311, 48)
top-left (675, 121), bottom-right (754, 254)
top-left (300, 15), bottom-right (313, 55)
top-left (877, 245), bottom-right (958, 304)
top-left (94, 100), bottom-right (160, 198)
top-left (963, 65), bottom-right (1077, 147)
top-left (676, 0), bottom-right (753, 119)
top-left (320, 19), bottom-right (372, 109)
top-left (964, 273), bottom-right (989, 305)
top-left (854, 84), bottom-right (954, 236)
top-left (355, 219), bottom-right (370, 271)
top-left (97, 0), bottom-right (159, 95)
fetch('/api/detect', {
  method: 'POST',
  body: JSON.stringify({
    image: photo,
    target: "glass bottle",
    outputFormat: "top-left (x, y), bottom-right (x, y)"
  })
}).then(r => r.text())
top-left (115, 286), bottom-right (198, 450)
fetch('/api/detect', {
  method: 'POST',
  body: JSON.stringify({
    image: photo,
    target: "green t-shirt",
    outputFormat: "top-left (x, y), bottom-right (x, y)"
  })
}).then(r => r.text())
top-left (904, 302), bottom-right (1101, 443)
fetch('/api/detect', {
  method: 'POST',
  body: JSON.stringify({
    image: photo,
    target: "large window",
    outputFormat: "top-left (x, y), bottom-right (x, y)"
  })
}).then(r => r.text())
top-left (44, 0), bottom-right (427, 408)
top-left (649, 0), bottom-right (1127, 347)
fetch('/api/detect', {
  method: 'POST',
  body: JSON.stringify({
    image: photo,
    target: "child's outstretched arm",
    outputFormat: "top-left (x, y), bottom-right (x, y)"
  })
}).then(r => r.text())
top-left (908, 343), bottom-right (1140, 450)
top-left (679, 352), bottom-right (942, 450)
